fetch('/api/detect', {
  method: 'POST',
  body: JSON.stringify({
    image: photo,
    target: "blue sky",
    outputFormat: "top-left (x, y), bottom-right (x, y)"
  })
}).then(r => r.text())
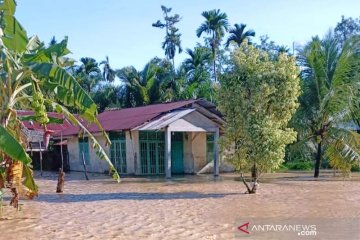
top-left (16, 0), bottom-right (360, 70)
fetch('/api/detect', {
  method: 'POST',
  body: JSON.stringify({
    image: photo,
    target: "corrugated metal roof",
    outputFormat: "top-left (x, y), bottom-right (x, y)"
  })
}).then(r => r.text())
top-left (134, 109), bottom-right (196, 131)
top-left (18, 110), bottom-right (72, 133)
top-left (59, 100), bottom-right (200, 136)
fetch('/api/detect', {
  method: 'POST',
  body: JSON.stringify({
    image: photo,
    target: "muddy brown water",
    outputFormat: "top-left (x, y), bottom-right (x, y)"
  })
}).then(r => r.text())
top-left (0, 171), bottom-right (359, 240)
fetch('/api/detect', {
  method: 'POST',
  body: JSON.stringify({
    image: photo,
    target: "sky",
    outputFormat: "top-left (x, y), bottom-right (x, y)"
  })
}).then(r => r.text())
top-left (16, 0), bottom-right (360, 70)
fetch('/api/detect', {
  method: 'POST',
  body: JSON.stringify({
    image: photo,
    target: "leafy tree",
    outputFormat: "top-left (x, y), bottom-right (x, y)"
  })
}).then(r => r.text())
top-left (256, 35), bottom-right (291, 59)
top-left (196, 9), bottom-right (229, 82)
top-left (293, 32), bottom-right (360, 177)
top-left (93, 85), bottom-right (121, 112)
top-left (334, 15), bottom-right (360, 46)
top-left (0, 0), bottom-right (119, 208)
top-left (152, 5), bottom-right (182, 69)
top-left (219, 44), bottom-right (300, 193)
top-left (225, 23), bottom-right (255, 47)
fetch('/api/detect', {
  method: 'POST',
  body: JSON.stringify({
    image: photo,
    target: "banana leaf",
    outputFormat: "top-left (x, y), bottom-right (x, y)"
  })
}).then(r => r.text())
top-left (0, 125), bottom-right (31, 165)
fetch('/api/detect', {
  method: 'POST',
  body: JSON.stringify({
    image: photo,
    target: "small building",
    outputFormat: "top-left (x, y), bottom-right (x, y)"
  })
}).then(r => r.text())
top-left (19, 110), bottom-right (72, 171)
top-left (58, 100), bottom-right (224, 178)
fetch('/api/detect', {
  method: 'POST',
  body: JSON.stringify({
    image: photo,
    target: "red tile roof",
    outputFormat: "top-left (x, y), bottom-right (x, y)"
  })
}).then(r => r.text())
top-left (59, 100), bottom-right (201, 136)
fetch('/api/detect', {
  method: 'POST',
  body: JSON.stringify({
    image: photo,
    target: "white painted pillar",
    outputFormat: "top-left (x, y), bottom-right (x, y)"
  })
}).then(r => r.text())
top-left (165, 128), bottom-right (172, 178)
top-left (214, 128), bottom-right (220, 177)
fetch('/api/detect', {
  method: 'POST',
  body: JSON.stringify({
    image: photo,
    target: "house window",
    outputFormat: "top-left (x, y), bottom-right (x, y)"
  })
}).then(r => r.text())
top-left (79, 137), bottom-right (90, 165)
top-left (139, 131), bottom-right (165, 175)
top-left (109, 132), bottom-right (127, 173)
top-left (206, 133), bottom-right (215, 163)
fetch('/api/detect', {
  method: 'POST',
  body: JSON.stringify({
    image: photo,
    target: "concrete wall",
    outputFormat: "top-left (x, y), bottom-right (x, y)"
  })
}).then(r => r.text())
top-left (191, 132), bottom-right (207, 172)
top-left (126, 131), bottom-right (138, 174)
top-left (183, 132), bottom-right (194, 173)
top-left (68, 135), bottom-right (110, 173)
top-left (67, 130), bottom-right (211, 175)
top-left (67, 110), bottom-right (220, 175)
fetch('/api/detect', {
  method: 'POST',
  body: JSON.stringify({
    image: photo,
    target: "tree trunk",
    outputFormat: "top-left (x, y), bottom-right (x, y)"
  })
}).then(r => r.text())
top-left (314, 142), bottom-right (322, 178)
top-left (213, 58), bottom-right (217, 82)
top-left (251, 163), bottom-right (257, 182)
top-left (240, 173), bottom-right (257, 194)
top-left (82, 152), bottom-right (89, 180)
top-left (56, 168), bottom-right (65, 193)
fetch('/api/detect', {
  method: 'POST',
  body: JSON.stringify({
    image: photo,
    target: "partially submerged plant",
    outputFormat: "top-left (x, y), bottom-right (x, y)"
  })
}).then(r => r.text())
top-left (0, 0), bottom-right (120, 209)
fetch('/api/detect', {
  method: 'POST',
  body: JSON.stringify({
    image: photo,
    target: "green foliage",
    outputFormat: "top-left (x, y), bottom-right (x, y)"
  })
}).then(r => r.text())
top-left (197, 9), bottom-right (229, 83)
top-left (334, 15), bottom-right (360, 46)
top-left (293, 31), bottom-right (360, 177)
top-left (286, 161), bottom-right (313, 171)
top-left (0, 0), bottom-right (120, 202)
top-left (219, 44), bottom-right (300, 177)
top-left (0, 125), bottom-right (32, 165)
top-left (152, 5), bottom-right (182, 67)
top-left (351, 164), bottom-right (360, 172)
top-left (225, 23), bottom-right (255, 47)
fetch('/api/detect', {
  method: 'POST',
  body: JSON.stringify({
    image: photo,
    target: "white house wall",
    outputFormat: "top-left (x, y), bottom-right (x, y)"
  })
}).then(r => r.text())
top-left (126, 131), bottom-right (138, 174)
top-left (66, 111), bottom-right (219, 175)
top-left (168, 111), bottom-right (218, 132)
top-left (183, 132), bottom-right (194, 173)
top-left (68, 135), bottom-right (111, 173)
top-left (191, 132), bottom-right (207, 172)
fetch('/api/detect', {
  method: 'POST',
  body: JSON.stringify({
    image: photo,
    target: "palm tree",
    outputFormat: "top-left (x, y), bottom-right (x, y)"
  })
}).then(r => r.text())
top-left (152, 5), bottom-right (182, 70)
top-left (117, 59), bottom-right (163, 107)
top-left (180, 46), bottom-right (213, 100)
top-left (196, 9), bottom-right (229, 82)
top-left (162, 26), bottom-right (182, 68)
top-left (100, 56), bottom-right (116, 83)
top-left (0, 0), bottom-right (119, 208)
top-left (293, 32), bottom-right (360, 177)
top-left (76, 57), bottom-right (101, 93)
top-left (225, 23), bottom-right (255, 47)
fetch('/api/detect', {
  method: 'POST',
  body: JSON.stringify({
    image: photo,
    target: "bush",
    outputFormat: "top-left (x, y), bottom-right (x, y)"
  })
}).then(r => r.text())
top-left (273, 163), bottom-right (289, 173)
top-left (286, 161), bottom-right (313, 170)
top-left (351, 165), bottom-right (360, 172)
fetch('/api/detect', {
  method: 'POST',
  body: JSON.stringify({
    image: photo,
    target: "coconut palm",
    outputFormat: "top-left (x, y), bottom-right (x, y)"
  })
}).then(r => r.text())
top-left (293, 32), bottom-right (360, 177)
top-left (76, 57), bottom-right (101, 93)
top-left (0, 0), bottom-right (119, 208)
top-left (196, 9), bottom-right (229, 82)
top-left (117, 59), bottom-right (164, 107)
top-left (180, 46), bottom-right (213, 100)
top-left (225, 23), bottom-right (255, 47)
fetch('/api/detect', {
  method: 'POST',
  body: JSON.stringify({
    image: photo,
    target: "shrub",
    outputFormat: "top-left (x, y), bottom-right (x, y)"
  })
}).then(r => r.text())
top-left (351, 165), bottom-right (360, 172)
top-left (286, 161), bottom-right (313, 170)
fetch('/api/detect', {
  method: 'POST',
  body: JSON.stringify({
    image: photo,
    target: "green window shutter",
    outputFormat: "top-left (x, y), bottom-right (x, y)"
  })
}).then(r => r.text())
top-left (79, 137), bottom-right (90, 165)
top-left (206, 133), bottom-right (215, 163)
top-left (139, 131), bottom-right (165, 175)
top-left (109, 131), bottom-right (127, 173)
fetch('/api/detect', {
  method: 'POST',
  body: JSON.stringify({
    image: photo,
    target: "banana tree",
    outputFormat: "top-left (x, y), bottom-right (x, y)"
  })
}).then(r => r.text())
top-left (0, 0), bottom-right (119, 209)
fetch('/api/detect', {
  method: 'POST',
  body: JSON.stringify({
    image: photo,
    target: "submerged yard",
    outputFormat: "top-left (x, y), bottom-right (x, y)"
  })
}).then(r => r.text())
top-left (0, 172), bottom-right (359, 240)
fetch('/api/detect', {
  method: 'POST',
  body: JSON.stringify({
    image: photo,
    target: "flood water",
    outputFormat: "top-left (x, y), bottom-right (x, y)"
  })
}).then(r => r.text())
top-left (0, 171), bottom-right (359, 240)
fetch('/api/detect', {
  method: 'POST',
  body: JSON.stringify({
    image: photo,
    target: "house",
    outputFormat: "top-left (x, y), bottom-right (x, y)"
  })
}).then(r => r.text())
top-left (18, 110), bottom-right (72, 171)
top-left (58, 99), bottom-right (224, 178)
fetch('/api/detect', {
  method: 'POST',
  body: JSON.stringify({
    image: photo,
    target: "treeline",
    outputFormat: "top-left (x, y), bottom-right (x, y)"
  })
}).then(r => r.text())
top-left (58, 7), bottom-right (360, 177)
top-left (59, 6), bottom-right (301, 112)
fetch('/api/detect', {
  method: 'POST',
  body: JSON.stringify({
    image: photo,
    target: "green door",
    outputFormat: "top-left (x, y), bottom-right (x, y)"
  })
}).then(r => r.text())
top-left (171, 132), bottom-right (184, 174)
top-left (139, 131), bottom-right (165, 175)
